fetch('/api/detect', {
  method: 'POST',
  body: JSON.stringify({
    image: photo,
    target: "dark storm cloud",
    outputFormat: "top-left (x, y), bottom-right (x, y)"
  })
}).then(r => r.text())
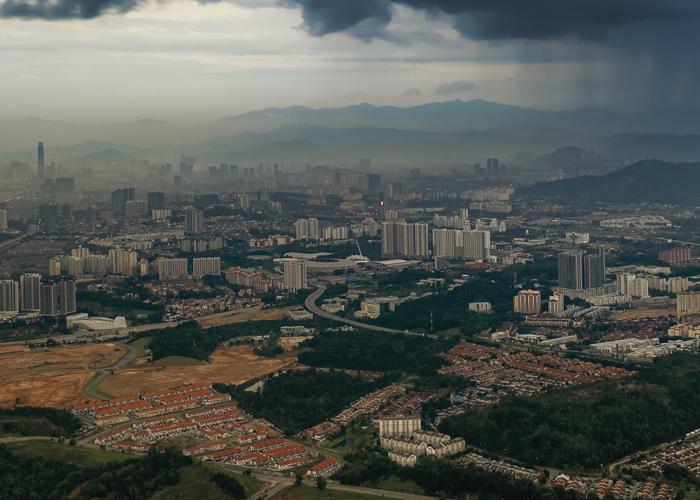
top-left (280, 0), bottom-right (697, 41)
top-left (280, 0), bottom-right (393, 40)
top-left (1, 0), bottom-right (138, 19)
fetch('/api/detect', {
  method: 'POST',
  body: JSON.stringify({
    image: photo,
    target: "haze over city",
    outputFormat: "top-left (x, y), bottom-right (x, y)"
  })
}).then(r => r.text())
top-left (2, 2), bottom-right (700, 500)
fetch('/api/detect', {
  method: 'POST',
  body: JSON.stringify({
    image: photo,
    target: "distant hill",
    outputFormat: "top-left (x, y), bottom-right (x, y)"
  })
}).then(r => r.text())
top-left (520, 159), bottom-right (700, 204)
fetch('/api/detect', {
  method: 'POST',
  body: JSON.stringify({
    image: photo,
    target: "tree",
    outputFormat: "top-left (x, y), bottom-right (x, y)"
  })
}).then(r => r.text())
top-left (294, 473), bottom-right (304, 487)
top-left (316, 477), bottom-right (327, 490)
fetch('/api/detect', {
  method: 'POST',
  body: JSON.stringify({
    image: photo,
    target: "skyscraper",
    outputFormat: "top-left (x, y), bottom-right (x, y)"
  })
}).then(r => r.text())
top-left (558, 249), bottom-right (606, 290)
top-left (558, 251), bottom-right (584, 290)
top-left (20, 273), bottom-right (41, 312)
top-left (40, 281), bottom-right (60, 316)
top-left (0, 280), bottom-right (19, 313)
top-left (0, 209), bottom-right (8, 232)
top-left (111, 188), bottom-right (136, 215)
top-left (59, 279), bottom-right (76, 315)
top-left (432, 229), bottom-right (490, 261)
top-left (381, 222), bottom-right (429, 259)
top-left (147, 192), bottom-right (166, 214)
top-left (37, 141), bottom-right (45, 178)
top-left (185, 206), bottom-right (204, 234)
top-left (283, 259), bottom-right (307, 293)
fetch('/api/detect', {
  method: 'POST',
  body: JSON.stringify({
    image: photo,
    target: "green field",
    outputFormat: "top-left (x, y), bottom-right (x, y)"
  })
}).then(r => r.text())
top-left (375, 476), bottom-right (425, 495)
top-left (6, 440), bottom-right (132, 466)
top-left (151, 463), bottom-right (262, 500)
top-left (273, 485), bottom-right (385, 500)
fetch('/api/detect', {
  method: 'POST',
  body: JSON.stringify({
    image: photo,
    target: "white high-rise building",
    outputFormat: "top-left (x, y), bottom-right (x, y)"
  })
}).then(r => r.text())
top-left (66, 256), bottom-right (84, 277)
top-left (617, 273), bottom-right (649, 299)
top-left (382, 222), bottom-right (429, 259)
top-left (83, 254), bottom-right (108, 276)
top-left (192, 257), bottom-right (221, 277)
top-left (108, 248), bottom-right (138, 276)
top-left (70, 246), bottom-right (90, 258)
top-left (294, 218), bottom-right (320, 240)
top-left (548, 291), bottom-right (565, 315)
top-left (0, 280), bottom-right (19, 313)
top-left (513, 290), bottom-right (541, 315)
top-left (48, 256), bottom-right (62, 277)
top-left (155, 258), bottom-right (189, 279)
top-left (283, 259), bottom-right (307, 293)
top-left (432, 229), bottom-right (490, 261)
top-left (20, 273), bottom-right (41, 312)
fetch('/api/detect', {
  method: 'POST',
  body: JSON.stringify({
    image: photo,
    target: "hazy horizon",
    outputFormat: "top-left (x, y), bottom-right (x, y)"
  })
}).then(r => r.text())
top-left (2, 0), bottom-right (699, 122)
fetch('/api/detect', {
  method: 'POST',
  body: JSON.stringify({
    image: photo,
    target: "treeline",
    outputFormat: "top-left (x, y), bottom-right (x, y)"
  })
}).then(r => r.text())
top-left (141, 320), bottom-right (285, 361)
top-left (215, 369), bottom-right (391, 434)
top-left (297, 331), bottom-right (450, 375)
top-left (0, 407), bottom-right (82, 437)
top-left (336, 451), bottom-right (570, 499)
top-left (440, 353), bottom-right (700, 470)
top-left (0, 446), bottom-right (196, 500)
top-left (371, 261), bottom-right (557, 335)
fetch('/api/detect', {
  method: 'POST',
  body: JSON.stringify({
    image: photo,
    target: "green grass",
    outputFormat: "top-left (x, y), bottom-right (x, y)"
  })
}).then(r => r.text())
top-left (273, 485), bottom-right (382, 500)
top-left (375, 476), bottom-right (425, 495)
top-left (6, 440), bottom-right (132, 466)
top-left (151, 463), bottom-right (261, 500)
top-left (152, 356), bottom-right (203, 367)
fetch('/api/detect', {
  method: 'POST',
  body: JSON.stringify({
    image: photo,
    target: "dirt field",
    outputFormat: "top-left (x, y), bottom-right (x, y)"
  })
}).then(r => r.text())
top-left (97, 345), bottom-right (291, 398)
top-left (197, 306), bottom-right (294, 328)
top-left (613, 308), bottom-right (676, 320)
top-left (0, 343), bottom-right (127, 408)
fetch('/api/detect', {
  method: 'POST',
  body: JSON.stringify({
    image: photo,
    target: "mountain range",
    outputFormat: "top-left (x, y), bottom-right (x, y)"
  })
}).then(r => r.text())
top-left (520, 159), bottom-right (700, 204)
top-left (1, 100), bottom-right (700, 167)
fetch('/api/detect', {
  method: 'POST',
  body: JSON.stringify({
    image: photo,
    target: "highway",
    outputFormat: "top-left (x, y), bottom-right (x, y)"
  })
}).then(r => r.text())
top-left (304, 285), bottom-right (436, 339)
top-left (249, 470), bottom-right (436, 500)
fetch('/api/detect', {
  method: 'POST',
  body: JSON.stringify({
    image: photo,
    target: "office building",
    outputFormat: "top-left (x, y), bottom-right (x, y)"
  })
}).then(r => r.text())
top-left (192, 257), bottom-right (221, 278)
top-left (155, 258), bottom-right (189, 279)
top-left (283, 259), bottom-right (307, 293)
top-left (111, 188), bottom-right (135, 215)
top-left (432, 229), bottom-right (490, 261)
top-left (37, 141), bottom-right (45, 178)
top-left (0, 209), bottom-right (7, 232)
top-left (55, 177), bottom-right (75, 200)
top-left (20, 273), bottom-right (41, 312)
top-left (294, 218), bottom-right (320, 240)
top-left (184, 206), bottom-right (204, 234)
top-left (0, 280), bottom-right (19, 313)
top-left (147, 192), bottom-right (166, 214)
top-left (382, 222), bottom-right (429, 259)
top-left (486, 157), bottom-right (499, 177)
top-left (513, 290), bottom-right (541, 315)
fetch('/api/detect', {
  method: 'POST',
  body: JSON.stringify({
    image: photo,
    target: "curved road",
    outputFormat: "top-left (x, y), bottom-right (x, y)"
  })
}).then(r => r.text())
top-left (82, 341), bottom-right (138, 400)
top-left (305, 285), bottom-right (435, 339)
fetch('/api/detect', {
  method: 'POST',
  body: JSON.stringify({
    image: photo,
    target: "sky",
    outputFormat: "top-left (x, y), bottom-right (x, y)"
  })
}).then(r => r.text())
top-left (1, 0), bottom-right (698, 122)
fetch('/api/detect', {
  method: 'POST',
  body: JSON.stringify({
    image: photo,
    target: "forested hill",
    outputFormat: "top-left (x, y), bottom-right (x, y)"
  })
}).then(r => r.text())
top-left (520, 159), bottom-right (700, 204)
